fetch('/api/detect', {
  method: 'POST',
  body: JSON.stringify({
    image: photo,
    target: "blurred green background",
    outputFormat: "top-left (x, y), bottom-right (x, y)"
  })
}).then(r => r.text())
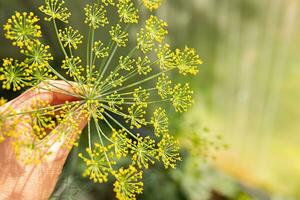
top-left (1, 0), bottom-right (300, 199)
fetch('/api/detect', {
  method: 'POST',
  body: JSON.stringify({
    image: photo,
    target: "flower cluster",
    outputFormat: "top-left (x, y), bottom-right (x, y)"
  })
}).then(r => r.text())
top-left (0, 0), bottom-right (202, 199)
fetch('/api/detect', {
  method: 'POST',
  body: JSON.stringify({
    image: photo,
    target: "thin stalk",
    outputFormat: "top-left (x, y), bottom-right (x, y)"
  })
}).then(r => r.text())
top-left (104, 112), bottom-right (138, 140)
top-left (53, 20), bottom-right (68, 57)
top-left (99, 44), bottom-right (118, 81)
top-left (93, 116), bottom-right (113, 143)
top-left (101, 69), bottom-right (172, 97)
top-left (89, 29), bottom-right (95, 67)
top-left (96, 87), bottom-right (157, 99)
top-left (93, 117), bottom-right (113, 169)
top-left (86, 28), bottom-right (92, 66)
top-left (102, 104), bottom-right (128, 118)
top-left (88, 121), bottom-right (92, 150)
top-left (69, 46), bottom-right (73, 57)
top-left (47, 65), bottom-right (74, 88)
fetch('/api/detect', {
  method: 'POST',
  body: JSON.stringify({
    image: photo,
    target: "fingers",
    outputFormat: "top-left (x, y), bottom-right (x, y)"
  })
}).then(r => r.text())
top-left (20, 80), bottom-right (79, 109)
top-left (3, 80), bottom-right (80, 112)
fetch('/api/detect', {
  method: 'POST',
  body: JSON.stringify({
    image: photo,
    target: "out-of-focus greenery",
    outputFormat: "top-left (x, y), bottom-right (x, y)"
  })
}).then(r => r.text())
top-left (1, 0), bottom-right (300, 199)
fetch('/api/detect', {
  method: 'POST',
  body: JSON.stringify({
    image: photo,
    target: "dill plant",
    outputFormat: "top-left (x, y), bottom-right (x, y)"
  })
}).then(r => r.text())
top-left (0, 0), bottom-right (203, 199)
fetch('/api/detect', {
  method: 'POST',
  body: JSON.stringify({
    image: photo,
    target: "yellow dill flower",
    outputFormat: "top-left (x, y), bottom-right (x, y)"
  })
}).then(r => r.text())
top-left (106, 72), bottom-right (125, 88)
top-left (0, 58), bottom-right (27, 91)
top-left (151, 107), bottom-right (169, 137)
top-left (109, 129), bottom-right (132, 158)
top-left (157, 133), bottom-right (181, 168)
top-left (156, 73), bottom-right (172, 99)
top-left (145, 15), bottom-right (168, 43)
top-left (137, 28), bottom-right (154, 53)
top-left (84, 4), bottom-right (109, 29)
top-left (133, 87), bottom-right (150, 106)
top-left (113, 166), bottom-right (143, 200)
top-left (39, 0), bottom-right (71, 23)
top-left (4, 12), bottom-right (42, 48)
top-left (93, 41), bottom-right (109, 58)
top-left (58, 27), bottom-right (83, 50)
top-left (110, 24), bottom-right (129, 47)
top-left (171, 83), bottom-right (194, 112)
top-left (175, 46), bottom-right (203, 75)
top-left (136, 56), bottom-right (152, 75)
top-left (125, 104), bottom-right (147, 129)
top-left (142, 0), bottom-right (162, 11)
top-left (26, 66), bottom-right (56, 86)
top-left (119, 56), bottom-right (135, 71)
top-left (131, 136), bottom-right (156, 169)
top-left (61, 56), bottom-right (84, 79)
top-left (106, 92), bottom-right (124, 112)
top-left (156, 44), bottom-right (176, 70)
top-left (117, 0), bottom-right (139, 24)
top-left (79, 144), bottom-right (112, 183)
top-left (21, 41), bottom-right (53, 68)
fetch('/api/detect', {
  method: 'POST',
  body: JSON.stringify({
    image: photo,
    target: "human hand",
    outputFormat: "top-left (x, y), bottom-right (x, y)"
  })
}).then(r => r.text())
top-left (0, 81), bottom-right (87, 200)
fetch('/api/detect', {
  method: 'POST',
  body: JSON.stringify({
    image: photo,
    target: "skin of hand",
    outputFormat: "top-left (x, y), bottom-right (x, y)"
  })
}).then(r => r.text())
top-left (0, 81), bottom-right (87, 200)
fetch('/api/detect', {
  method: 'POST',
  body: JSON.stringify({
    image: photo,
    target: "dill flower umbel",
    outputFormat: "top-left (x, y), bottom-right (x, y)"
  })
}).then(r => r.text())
top-left (3, 12), bottom-right (42, 48)
top-left (0, 0), bottom-right (203, 199)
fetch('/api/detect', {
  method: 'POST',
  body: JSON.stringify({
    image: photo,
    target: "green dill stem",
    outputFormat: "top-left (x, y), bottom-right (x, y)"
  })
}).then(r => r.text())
top-left (98, 40), bottom-right (113, 71)
top-left (96, 46), bottom-right (139, 91)
top-left (53, 20), bottom-right (68, 57)
top-left (91, 41), bottom-right (117, 94)
top-left (106, 96), bottom-right (135, 100)
top-left (88, 120), bottom-right (92, 151)
top-left (104, 112), bottom-right (138, 140)
top-left (101, 59), bottom-right (161, 94)
top-left (93, 116), bottom-right (113, 143)
top-left (97, 66), bottom-right (124, 91)
top-left (89, 29), bottom-right (95, 67)
top-left (47, 65), bottom-right (74, 87)
top-left (99, 44), bottom-right (118, 81)
top-left (127, 46), bottom-right (138, 57)
top-left (103, 110), bottom-right (153, 150)
top-left (97, 22), bottom-right (133, 83)
top-left (92, 50), bottom-right (98, 66)
top-left (115, 99), bottom-right (171, 105)
top-left (101, 69), bottom-right (172, 97)
top-left (97, 87), bottom-right (157, 99)
top-left (101, 112), bottom-right (116, 131)
top-left (69, 46), bottom-right (73, 57)
top-left (116, 88), bottom-right (157, 96)
top-left (93, 117), bottom-right (114, 170)
top-left (86, 28), bottom-right (92, 66)
top-left (101, 104), bottom-right (128, 117)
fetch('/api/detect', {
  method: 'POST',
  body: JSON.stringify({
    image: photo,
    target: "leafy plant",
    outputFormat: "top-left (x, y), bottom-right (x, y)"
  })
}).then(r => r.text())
top-left (0, 0), bottom-right (202, 199)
